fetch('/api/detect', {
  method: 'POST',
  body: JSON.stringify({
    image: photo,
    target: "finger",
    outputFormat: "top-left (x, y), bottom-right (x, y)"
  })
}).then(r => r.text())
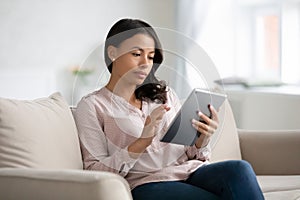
top-left (156, 104), bottom-right (170, 113)
top-left (162, 104), bottom-right (171, 111)
top-left (209, 120), bottom-right (218, 130)
top-left (192, 119), bottom-right (216, 134)
top-left (150, 104), bottom-right (170, 122)
top-left (194, 111), bottom-right (218, 130)
top-left (145, 116), bottom-right (151, 126)
top-left (192, 123), bottom-right (213, 137)
top-left (151, 105), bottom-right (166, 118)
top-left (209, 105), bottom-right (219, 122)
top-left (197, 111), bottom-right (210, 125)
top-left (196, 107), bottom-right (218, 129)
top-left (192, 119), bottom-right (211, 132)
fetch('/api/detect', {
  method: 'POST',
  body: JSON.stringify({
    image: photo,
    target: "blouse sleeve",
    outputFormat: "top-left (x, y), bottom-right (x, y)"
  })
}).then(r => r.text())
top-left (73, 97), bottom-right (138, 177)
top-left (185, 144), bottom-right (211, 161)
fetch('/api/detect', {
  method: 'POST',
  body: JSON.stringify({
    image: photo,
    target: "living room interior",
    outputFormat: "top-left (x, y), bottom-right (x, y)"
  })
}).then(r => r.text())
top-left (0, 0), bottom-right (299, 199)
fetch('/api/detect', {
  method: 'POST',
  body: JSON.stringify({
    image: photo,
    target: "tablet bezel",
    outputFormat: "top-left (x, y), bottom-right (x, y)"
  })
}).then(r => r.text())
top-left (160, 88), bottom-right (227, 146)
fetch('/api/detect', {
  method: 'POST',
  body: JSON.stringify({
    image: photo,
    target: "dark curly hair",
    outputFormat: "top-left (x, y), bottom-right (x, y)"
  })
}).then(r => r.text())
top-left (104, 18), bottom-right (167, 104)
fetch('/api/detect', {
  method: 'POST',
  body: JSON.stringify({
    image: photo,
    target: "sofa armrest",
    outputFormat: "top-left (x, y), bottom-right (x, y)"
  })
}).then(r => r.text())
top-left (238, 129), bottom-right (300, 175)
top-left (0, 168), bottom-right (132, 200)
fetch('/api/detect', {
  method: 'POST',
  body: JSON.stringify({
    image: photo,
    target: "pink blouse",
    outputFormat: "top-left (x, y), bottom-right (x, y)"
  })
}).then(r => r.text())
top-left (74, 87), bottom-right (211, 189)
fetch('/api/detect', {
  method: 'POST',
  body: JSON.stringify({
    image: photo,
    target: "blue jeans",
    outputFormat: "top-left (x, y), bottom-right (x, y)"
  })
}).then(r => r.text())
top-left (132, 160), bottom-right (264, 200)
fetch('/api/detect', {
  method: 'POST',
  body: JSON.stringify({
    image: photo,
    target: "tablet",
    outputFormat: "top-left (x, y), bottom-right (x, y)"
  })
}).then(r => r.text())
top-left (160, 88), bottom-right (227, 146)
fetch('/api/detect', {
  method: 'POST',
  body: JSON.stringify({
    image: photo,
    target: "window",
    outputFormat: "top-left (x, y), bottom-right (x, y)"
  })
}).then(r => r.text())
top-left (281, 2), bottom-right (300, 84)
top-left (254, 11), bottom-right (280, 80)
top-left (178, 0), bottom-right (300, 88)
top-left (236, 1), bottom-right (300, 84)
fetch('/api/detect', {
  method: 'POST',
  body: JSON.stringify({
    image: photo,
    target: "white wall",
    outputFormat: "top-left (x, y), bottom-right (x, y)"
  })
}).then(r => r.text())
top-left (0, 0), bottom-right (175, 103)
top-left (226, 86), bottom-right (300, 130)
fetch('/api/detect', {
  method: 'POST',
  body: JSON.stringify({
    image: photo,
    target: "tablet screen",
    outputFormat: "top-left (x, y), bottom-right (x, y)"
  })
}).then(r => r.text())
top-left (160, 88), bottom-right (227, 146)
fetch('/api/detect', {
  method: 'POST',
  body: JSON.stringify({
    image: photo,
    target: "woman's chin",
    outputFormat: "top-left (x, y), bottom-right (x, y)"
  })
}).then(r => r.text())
top-left (132, 77), bottom-right (147, 85)
top-left (136, 80), bottom-right (146, 86)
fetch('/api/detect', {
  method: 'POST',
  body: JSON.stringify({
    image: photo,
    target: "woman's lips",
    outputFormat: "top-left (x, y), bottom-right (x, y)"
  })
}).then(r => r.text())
top-left (134, 71), bottom-right (147, 79)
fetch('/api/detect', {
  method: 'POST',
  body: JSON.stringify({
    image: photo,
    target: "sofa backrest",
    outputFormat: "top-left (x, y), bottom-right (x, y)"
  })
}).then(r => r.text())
top-left (0, 93), bottom-right (240, 169)
top-left (210, 100), bottom-right (242, 162)
top-left (0, 93), bottom-right (83, 169)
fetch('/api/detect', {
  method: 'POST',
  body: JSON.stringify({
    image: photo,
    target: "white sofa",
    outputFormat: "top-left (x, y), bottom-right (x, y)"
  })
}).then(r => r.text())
top-left (0, 92), bottom-right (299, 200)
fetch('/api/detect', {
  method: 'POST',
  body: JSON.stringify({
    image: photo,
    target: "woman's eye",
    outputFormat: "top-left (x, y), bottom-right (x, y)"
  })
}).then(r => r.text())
top-left (148, 56), bottom-right (154, 60)
top-left (132, 53), bottom-right (141, 57)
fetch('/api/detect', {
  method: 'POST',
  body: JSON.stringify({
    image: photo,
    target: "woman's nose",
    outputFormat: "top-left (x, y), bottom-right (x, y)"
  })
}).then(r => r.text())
top-left (139, 55), bottom-right (151, 67)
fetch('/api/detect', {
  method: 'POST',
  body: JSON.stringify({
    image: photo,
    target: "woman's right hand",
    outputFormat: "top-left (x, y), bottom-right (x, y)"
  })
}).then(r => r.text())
top-left (128, 104), bottom-right (170, 157)
top-left (141, 104), bottom-right (170, 139)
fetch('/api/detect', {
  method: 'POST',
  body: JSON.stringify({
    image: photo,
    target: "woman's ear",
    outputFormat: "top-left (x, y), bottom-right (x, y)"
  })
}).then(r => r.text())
top-left (107, 45), bottom-right (117, 62)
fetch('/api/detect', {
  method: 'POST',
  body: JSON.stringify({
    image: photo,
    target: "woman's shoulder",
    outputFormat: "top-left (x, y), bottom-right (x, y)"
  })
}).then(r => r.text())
top-left (76, 87), bottom-right (110, 111)
top-left (80, 87), bottom-right (106, 100)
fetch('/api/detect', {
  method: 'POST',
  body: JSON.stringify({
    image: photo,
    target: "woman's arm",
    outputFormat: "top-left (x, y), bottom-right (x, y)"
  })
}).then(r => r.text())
top-left (128, 104), bottom-right (170, 158)
top-left (74, 98), bottom-right (169, 177)
top-left (74, 99), bottom-right (137, 177)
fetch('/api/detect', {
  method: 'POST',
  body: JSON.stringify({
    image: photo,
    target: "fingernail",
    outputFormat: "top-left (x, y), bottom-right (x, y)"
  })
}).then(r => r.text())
top-left (192, 119), bottom-right (197, 124)
top-left (192, 124), bottom-right (197, 129)
top-left (198, 111), bottom-right (203, 116)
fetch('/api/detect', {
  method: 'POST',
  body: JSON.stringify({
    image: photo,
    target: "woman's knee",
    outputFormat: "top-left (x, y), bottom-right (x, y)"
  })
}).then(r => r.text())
top-left (230, 160), bottom-right (254, 173)
top-left (222, 160), bottom-right (256, 179)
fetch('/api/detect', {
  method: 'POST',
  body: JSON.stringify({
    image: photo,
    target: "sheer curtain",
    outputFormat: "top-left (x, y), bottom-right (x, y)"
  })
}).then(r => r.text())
top-left (194, 0), bottom-right (236, 78)
top-left (173, 0), bottom-right (236, 98)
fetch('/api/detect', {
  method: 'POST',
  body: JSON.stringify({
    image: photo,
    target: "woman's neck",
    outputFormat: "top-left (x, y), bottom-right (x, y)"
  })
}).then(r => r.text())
top-left (106, 79), bottom-right (142, 109)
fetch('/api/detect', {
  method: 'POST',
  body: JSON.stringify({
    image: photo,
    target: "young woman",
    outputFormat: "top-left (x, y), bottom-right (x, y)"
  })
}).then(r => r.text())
top-left (74, 18), bottom-right (264, 200)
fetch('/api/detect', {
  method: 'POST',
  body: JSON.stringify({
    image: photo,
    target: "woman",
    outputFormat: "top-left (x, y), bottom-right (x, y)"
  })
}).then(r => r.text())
top-left (74, 18), bottom-right (264, 200)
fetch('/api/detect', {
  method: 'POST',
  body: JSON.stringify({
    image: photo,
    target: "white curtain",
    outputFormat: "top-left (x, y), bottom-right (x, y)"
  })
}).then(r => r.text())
top-left (171, 0), bottom-right (211, 99)
top-left (173, 0), bottom-right (236, 98)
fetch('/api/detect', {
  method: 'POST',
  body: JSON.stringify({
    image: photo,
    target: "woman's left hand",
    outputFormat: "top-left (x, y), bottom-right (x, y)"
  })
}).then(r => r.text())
top-left (192, 105), bottom-right (219, 149)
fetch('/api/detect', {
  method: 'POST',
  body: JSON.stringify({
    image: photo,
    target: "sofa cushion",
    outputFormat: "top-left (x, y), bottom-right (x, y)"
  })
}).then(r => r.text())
top-left (0, 93), bottom-right (82, 169)
top-left (257, 175), bottom-right (300, 200)
top-left (210, 100), bottom-right (242, 162)
top-left (257, 175), bottom-right (300, 193)
top-left (0, 168), bottom-right (132, 200)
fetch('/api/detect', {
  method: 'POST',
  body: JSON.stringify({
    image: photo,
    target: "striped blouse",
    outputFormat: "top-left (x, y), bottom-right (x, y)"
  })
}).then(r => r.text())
top-left (74, 87), bottom-right (211, 189)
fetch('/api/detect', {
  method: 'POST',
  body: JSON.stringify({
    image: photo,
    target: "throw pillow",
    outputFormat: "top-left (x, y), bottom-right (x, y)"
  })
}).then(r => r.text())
top-left (0, 93), bottom-right (82, 169)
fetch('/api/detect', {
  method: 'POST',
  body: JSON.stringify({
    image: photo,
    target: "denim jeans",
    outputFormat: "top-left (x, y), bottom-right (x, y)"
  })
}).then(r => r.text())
top-left (131, 160), bottom-right (264, 200)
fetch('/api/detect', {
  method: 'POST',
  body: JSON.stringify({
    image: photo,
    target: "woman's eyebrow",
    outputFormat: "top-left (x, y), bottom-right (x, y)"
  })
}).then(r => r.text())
top-left (130, 46), bottom-right (155, 53)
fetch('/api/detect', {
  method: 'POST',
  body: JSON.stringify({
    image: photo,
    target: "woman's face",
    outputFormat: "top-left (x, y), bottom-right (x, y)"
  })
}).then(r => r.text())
top-left (109, 33), bottom-right (155, 86)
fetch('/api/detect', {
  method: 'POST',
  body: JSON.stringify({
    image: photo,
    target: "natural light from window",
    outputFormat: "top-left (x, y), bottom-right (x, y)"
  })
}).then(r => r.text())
top-left (192, 0), bottom-right (300, 86)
